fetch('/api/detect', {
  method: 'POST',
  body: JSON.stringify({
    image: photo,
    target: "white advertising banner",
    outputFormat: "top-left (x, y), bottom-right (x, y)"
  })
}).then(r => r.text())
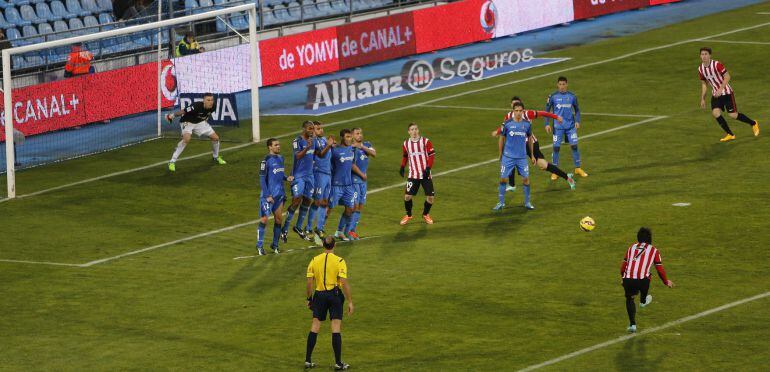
top-left (490, 0), bottom-right (575, 38)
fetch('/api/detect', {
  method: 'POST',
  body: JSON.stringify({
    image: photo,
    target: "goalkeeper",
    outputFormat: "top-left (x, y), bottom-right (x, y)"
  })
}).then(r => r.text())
top-left (165, 93), bottom-right (226, 172)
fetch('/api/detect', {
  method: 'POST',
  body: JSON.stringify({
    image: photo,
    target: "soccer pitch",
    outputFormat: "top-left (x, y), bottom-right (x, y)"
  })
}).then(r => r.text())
top-left (2, 3), bottom-right (770, 370)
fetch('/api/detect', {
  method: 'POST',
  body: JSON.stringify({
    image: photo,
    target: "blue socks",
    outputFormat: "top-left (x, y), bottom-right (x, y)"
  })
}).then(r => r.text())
top-left (296, 204), bottom-right (309, 231)
top-left (571, 145), bottom-right (581, 168)
top-left (343, 213), bottom-right (353, 234)
top-left (282, 206), bottom-right (297, 233)
top-left (552, 146), bottom-right (560, 166)
top-left (272, 223), bottom-right (281, 248)
top-left (351, 211), bottom-right (361, 232)
top-left (523, 184), bottom-right (531, 205)
top-left (317, 206), bottom-right (328, 231)
top-left (498, 182), bottom-right (506, 204)
top-left (306, 204), bottom-right (318, 231)
top-left (257, 222), bottom-right (266, 248)
top-left (337, 213), bottom-right (347, 232)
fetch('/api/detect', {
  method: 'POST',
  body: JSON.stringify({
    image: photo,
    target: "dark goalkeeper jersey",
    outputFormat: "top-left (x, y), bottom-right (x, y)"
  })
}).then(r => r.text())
top-left (180, 101), bottom-right (216, 124)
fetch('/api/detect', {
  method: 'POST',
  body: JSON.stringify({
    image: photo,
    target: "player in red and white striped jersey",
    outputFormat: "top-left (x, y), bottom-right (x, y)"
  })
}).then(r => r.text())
top-left (698, 47), bottom-right (759, 142)
top-left (491, 97), bottom-right (575, 192)
top-left (399, 123), bottom-right (435, 225)
top-left (620, 227), bottom-right (674, 333)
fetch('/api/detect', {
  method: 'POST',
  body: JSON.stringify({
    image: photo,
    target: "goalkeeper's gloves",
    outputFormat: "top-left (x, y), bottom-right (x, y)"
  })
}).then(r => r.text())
top-left (423, 167), bottom-right (431, 179)
top-left (399, 166), bottom-right (405, 178)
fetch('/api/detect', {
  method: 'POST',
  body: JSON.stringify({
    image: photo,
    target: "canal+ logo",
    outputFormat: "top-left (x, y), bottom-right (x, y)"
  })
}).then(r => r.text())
top-left (480, 0), bottom-right (497, 34)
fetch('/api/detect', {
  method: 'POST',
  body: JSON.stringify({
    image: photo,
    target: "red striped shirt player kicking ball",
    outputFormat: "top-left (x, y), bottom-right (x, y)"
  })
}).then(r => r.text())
top-left (399, 123), bottom-right (435, 225)
top-left (621, 227), bottom-right (675, 333)
top-left (698, 47), bottom-right (760, 142)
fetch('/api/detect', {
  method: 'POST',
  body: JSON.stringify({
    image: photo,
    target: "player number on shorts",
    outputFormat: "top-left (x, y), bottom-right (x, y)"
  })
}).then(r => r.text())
top-left (406, 182), bottom-right (413, 191)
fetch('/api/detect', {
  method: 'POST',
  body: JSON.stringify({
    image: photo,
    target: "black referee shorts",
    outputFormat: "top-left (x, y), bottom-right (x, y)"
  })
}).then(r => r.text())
top-left (622, 278), bottom-right (650, 298)
top-left (711, 93), bottom-right (737, 113)
top-left (312, 289), bottom-right (344, 321)
top-left (405, 178), bottom-right (435, 196)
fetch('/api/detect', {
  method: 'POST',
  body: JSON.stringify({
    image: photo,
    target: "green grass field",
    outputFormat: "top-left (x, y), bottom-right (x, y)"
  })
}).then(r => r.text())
top-left (2, 3), bottom-right (770, 370)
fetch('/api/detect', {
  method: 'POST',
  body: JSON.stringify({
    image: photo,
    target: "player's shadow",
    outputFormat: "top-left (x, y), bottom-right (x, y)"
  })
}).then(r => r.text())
top-left (614, 336), bottom-right (665, 371)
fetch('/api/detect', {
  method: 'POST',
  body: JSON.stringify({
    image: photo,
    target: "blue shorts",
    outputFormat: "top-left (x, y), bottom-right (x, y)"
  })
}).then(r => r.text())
top-left (313, 173), bottom-right (332, 201)
top-left (553, 126), bottom-right (578, 146)
top-left (500, 156), bottom-right (530, 179)
top-left (290, 176), bottom-right (315, 199)
top-left (259, 195), bottom-right (285, 218)
top-left (353, 182), bottom-right (367, 205)
top-left (330, 185), bottom-right (356, 209)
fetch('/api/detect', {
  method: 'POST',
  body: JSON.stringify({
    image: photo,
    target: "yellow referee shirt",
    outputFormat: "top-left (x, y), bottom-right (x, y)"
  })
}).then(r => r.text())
top-left (307, 252), bottom-right (348, 291)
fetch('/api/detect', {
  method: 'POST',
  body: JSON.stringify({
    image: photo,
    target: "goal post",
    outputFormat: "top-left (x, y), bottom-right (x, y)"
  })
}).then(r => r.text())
top-left (1, 3), bottom-right (261, 199)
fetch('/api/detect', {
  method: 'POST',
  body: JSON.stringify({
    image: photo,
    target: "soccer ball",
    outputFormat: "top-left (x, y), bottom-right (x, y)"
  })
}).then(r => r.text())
top-left (579, 216), bottom-right (595, 232)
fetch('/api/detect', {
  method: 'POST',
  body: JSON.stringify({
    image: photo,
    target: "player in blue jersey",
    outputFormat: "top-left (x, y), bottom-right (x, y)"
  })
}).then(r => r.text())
top-left (282, 121), bottom-right (316, 242)
top-left (496, 101), bottom-right (535, 210)
top-left (330, 129), bottom-right (367, 241)
top-left (257, 138), bottom-right (294, 255)
top-left (545, 76), bottom-right (588, 179)
top-left (338, 127), bottom-right (375, 241)
top-left (305, 121), bottom-right (335, 245)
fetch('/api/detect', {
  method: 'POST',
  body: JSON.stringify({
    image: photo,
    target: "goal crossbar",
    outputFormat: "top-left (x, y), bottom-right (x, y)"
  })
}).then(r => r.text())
top-left (2, 3), bottom-right (261, 199)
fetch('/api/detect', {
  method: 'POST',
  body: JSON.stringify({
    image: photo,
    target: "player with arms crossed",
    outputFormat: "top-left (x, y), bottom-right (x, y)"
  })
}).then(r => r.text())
top-left (165, 93), bottom-right (226, 171)
top-left (283, 121), bottom-right (316, 242)
top-left (698, 47), bottom-right (759, 142)
top-left (256, 138), bottom-right (294, 255)
top-left (621, 227), bottom-right (674, 333)
top-left (305, 121), bottom-right (335, 244)
top-left (330, 129), bottom-right (366, 241)
top-left (399, 123), bottom-right (435, 225)
top-left (545, 76), bottom-right (587, 178)
top-left (491, 96), bottom-right (575, 203)
top-left (497, 102), bottom-right (536, 210)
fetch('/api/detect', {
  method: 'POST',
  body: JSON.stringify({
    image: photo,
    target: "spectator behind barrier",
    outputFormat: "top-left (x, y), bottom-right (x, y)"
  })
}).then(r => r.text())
top-left (175, 32), bottom-right (204, 57)
top-left (64, 43), bottom-right (95, 78)
top-left (0, 30), bottom-right (11, 54)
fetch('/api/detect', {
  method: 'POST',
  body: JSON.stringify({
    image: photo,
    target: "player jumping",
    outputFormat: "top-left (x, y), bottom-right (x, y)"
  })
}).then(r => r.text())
top-left (165, 93), bottom-right (226, 171)
top-left (545, 76), bottom-right (587, 178)
top-left (399, 123), bottom-right (435, 225)
top-left (283, 121), bottom-right (316, 242)
top-left (698, 47), bottom-right (759, 142)
top-left (257, 138), bottom-right (294, 255)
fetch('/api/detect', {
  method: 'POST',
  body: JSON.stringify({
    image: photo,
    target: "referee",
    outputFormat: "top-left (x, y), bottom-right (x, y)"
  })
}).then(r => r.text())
top-left (621, 227), bottom-right (674, 333)
top-left (305, 236), bottom-right (354, 370)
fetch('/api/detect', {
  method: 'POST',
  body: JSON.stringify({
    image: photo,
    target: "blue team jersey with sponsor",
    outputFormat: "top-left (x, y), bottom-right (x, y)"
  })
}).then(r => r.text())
top-left (501, 119), bottom-right (532, 159)
top-left (352, 141), bottom-right (372, 184)
top-left (292, 135), bottom-right (315, 178)
top-left (331, 146), bottom-right (355, 186)
top-left (260, 154), bottom-right (286, 198)
top-left (313, 137), bottom-right (332, 175)
top-left (546, 91), bottom-right (581, 127)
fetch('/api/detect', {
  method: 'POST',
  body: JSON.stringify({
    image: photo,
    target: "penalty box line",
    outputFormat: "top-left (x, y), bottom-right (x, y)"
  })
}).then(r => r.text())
top-left (518, 291), bottom-right (770, 371)
top-left (2, 20), bottom-right (768, 204)
top-left (0, 115), bottom-right (667, 268)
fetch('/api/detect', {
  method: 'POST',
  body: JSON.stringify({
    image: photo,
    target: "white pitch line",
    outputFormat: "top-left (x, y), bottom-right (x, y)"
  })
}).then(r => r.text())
top-left (232, 235), bottom-right (382, 260)
top-left (0, 258), bottom-right (82, 267)
top-left (4, 20), bottom-right (768, 203)
top-left (420, 104), bottom-right (657, 118)
top-left (701, 39), bottom-right (770, 45)
top-left (518, 291), bottom-right (770, 371)
top-left (0, 115), bottom-right (667, 268)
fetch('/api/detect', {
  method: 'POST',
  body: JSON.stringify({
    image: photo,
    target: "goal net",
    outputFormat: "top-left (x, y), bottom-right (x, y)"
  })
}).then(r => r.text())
top-left (1, 3), bottom-right (260, 199)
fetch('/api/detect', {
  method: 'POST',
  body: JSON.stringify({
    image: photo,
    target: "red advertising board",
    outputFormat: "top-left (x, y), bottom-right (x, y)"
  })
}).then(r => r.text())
top-left (337, 12), bottom-right (416, 70)
top-left (412, 0), bottom-right (493, 54)
top-left (573, 0), bottom-right (648, 20)
top-left (649, 0), bottom-right (679, 4)
top-left (259, 27), bottom-right (340, 86)
top-left (1, 60), bottom-right (175, 140)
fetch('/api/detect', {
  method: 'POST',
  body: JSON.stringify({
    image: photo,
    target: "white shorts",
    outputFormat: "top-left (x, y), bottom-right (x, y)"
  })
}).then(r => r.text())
top-left (181, 121), bottom-right (215, 137)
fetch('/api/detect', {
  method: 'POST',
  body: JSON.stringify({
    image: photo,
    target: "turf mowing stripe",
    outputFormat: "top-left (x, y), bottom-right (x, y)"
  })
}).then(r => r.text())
top-left (0, 115), bottom-right (665, 268)
top-left (419, 105), bottom-right (658, 118)
top-left (3, 20), bottom-right (768, 203)
top-left (518, 291), bottom-right (770, 372)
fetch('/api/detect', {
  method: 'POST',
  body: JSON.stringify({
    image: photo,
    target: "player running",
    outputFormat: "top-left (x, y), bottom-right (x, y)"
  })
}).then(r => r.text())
top-left (257, 138), bottom-right (294, 255)
top-left (491, 96), bottom-right (576, 202)
top-left (283, 121), bottom-right (316, 242)
top-left (399, 123), bottom-right (435, 225)
top-left (330, 129), bottom-right (367, 241)
top-left (165, 93), bottom-right (226, 171)
top-left (545, 76), bottom-right (587, 178)
top-left (698, 47), bottom-right (760, 142)
top-left (347, 128), bottom-right (375, 240)
top-left (305, 121), bottom-right (335, 245)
